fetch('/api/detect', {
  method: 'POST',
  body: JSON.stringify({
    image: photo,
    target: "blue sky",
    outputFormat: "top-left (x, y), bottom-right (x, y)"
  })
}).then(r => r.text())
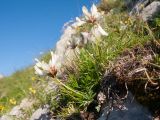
top-left (0, 0), bottom-right (99, 76)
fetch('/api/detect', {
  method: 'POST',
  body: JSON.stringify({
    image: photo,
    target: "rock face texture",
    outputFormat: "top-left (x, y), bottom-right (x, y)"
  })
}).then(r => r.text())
top-left (129, 0), bottom-right (150, 15)
top-left (129, 0), bottom-right (160, 21)
top-left (30, 105), bottom-right (51, 120)
top-left (98, 93), bottom-right (152, 120)
top-left (141, 1), bottom-right (160, 21)
top-left (125, 0), bottom-right (142, 10)
top-left (0, 98), bottom-right (35, 120)
top-left (9, 106), bottom-right (22, 117)
top-left (0, 115), bottom-right (12, 120)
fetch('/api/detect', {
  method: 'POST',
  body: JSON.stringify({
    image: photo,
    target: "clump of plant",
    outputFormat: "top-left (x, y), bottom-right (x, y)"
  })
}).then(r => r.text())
top-left (56, 15), bottom-right (155, 118)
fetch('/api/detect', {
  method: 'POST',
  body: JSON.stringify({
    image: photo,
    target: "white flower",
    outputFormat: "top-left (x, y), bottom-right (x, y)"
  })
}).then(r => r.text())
top-left (49, 52), bottom-right (59, 67)
top-left (71, 17), bottom-right (86, 28)
top-left (34, 65), bottom-right (44, 76)
top-left (91, 24), bottom-right (108, 38)
top-left (34, 52), bottom-right (59, 77)
top-left (35, 59), bottom-right (50, 71)
top-left (82, 4), bottom-right (102, 23)
top-left (97, 24), bottom-right (108, 36)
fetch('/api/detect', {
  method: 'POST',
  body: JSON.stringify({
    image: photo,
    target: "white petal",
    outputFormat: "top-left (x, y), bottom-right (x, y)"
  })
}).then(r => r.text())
top-left (82, 6), bottom-right (91, 20)
top-left (35, 58), bottom-right (49, 71)
top-left (41, 62), bottom-right (50, 71)
top-left (91, 4), bottom-right (98, 17)
top-left (49, 52), bottom-right (59, 67)
top-left (76, 18), bottom-right (86, 25)
top-left (72, 17), bottom-right (86, 28)
top-left (76, 17), bottom-right (81, 22)
top-left (34, 66), bottom-right (44, 76)
top-left (91, 25), bottom-right (100, 38)
top-left (35, 58), bottom-right (43, 68)
top-left (35, 58), bottom-right (39, 62)
top-left (50, 51), bottom-right (54, 60)
top-left (97, 24), bottom-right (108, 36)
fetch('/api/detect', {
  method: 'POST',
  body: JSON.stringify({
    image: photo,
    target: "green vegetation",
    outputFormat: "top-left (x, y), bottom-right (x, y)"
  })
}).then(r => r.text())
top-left (0, 67), bottom-right (34, 113)
top-left (0, 52), bottom-right (51, 114)
top-left (0, 0), bottom-right (160, 119)
top-left (56, 13), bottom-right (154, 117)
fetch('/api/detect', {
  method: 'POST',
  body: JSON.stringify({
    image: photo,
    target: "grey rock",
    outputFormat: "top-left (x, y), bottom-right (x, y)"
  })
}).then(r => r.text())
top-left (19, 98), bottom-right (35, 109)
top-left (9, 98), bottom-right (34, 118)
top-left (30, 105), bottom-right (51, 120)
top-left (0, 115), bottom-right (12, 120)
top-left (0, 98), bottom-right (35, 120)
top-left (125, 0), bottom-right (139, 9)
top-left (141, 1), bottom-right (160, 21)
top-left (45, 81), bottom-right (58, 94)
top-left (9, 106), bottom-right (22, 117)
top-left (98, 92), bottom-right (152, 120)
top-left (129, 0), bottom-right (150, 15)
top-left (129, 0), bottom-right (160, 21)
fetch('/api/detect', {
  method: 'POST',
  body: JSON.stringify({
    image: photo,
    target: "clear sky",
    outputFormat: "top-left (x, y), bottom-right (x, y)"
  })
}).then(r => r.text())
top-left (0, 0), bottom-right (99, 76)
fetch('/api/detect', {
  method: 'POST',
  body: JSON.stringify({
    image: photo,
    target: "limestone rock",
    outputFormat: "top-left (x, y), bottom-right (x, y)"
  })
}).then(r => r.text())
top-left (45, 81), bottom-right (58, 94)
top-left (30, 105), bottom-right (51, 120)
top-left (129, 0), bottom-right (160, 21)
top-left (9, 106), bottom-right (22, 117)
top-left (9, 98), bottom-right (35, 118)
top-left (98, 92), bottom-right (152, 120)
top-left (125, 0), bottom-right (139, 10)
top-left (141, 1), bottom-right (160, 21)
top-left (0, 115), bottom-right (12, 120)
top-left (0, 98), bottom-right (35, 120)
top-left (129, 0), bottom-right (150, 15)
top-left (19, 98), bottom-right (35, 109)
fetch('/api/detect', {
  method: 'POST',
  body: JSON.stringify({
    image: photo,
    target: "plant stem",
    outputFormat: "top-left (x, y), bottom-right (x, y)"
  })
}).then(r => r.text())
top-left (148, 62), bottom-right (160, 69)
top-left (54, 78), bottom-right (84, 98)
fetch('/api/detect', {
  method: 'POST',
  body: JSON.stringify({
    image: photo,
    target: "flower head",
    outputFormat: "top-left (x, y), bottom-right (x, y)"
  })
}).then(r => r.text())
top-left (71, 17), bottom-right (86, 28)
top-left (9, 98), bottom-right (16, 105)
top-left (34, 59), bottom-right (49, 76)
top-left (31, 77), bottom-right (36, 81)
top-left (34, 51), bottom-right (59, 77)
top-left (29, 87), bottom-right (36, 94)
top-left (91, 24), bottom-right (108, 38)
top-left (82, 4), bottom-right (102, 23)
top-left (0, 105), bottom-right (5, 112)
